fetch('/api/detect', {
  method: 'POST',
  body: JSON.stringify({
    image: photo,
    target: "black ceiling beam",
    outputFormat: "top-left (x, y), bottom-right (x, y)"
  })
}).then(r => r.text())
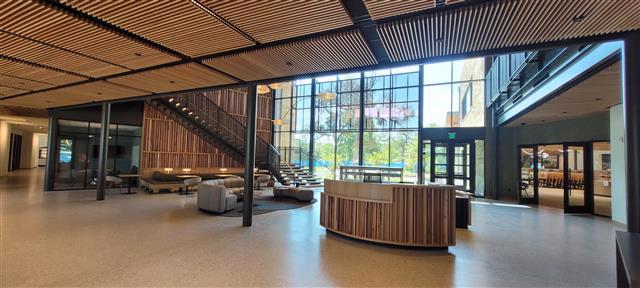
top-left (189, 0), bottom-right (260, 45)
top-left (39, 0), bottom-right (189, 60)
top-left (339, 0), bottom-right (390, 64)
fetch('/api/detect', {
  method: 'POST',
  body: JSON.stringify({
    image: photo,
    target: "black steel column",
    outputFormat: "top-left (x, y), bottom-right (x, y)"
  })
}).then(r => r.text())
top-left (358, 72), bottom-right (365, 166)
top-left (309, 79), bottom-right (317, 173)
top-left (623, 33), bottom-right (640, 233)
top-left (417, 65), bottom-right (425, 184)
top-left (43, 116), bottom-right (58, 191)
top-left (243, 85), bottom-right (258, 227)
top-left (484, 105), bottom-right (499, 200)
top-left (96, 103), bottom-right (111, 201)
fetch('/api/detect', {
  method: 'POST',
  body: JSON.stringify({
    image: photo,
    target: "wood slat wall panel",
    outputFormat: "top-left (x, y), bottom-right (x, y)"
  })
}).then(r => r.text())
top-left (0, 31), bottom-right (129, 77)
top-left (0, 0), bottom-right (178, 69)
top-left (61, 0), bottom-right (253, 57)
top-left (141, 88), bottom-right (273, 170)
top-left (108, 63), bottom-right (237, 93)
top-left (200, 0), bottom-right (353, 43)
top-left (0, 58), bottom-right (87, 86)
top-left (204, 30), bottom-right (377, 81)
top-left (320, 185), bottom-right (456, 247)
top-left (378, 0), bottom-right (640, 62)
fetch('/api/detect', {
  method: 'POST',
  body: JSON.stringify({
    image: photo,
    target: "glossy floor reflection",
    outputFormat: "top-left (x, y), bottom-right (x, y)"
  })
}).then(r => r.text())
top-left (1, 168), bottom-right (618, 287)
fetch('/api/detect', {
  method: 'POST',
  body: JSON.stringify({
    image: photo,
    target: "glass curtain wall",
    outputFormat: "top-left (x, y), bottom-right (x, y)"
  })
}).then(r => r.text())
top-left (363, 66), bottom-right (420, 182)
top-left (273, 58), bottom-right (485, 183)
top-left (273, 79), bottom-right (312, 167)
top-left (423, 58), bottom-right (485, 128)
top-left (314, 73), bottom-right (361, 179)
top-left (54, 120), bottom-right (141, 190)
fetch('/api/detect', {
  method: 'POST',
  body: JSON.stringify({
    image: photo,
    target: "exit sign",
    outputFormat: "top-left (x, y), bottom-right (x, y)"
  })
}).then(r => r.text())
top-left (448, 132), bottom-right (456, 139)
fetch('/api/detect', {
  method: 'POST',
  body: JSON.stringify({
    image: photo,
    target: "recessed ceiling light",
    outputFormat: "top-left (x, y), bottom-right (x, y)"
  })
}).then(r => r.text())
top-left (97, 92), bottom-right (102, 95)
top-left (595, 98), bottom-right (602, 101)
top-left (562, 111), bottom-right (567, 114)
top-left (168, 98), bottom-right (174, 102)
top-left (572, 15), bottom-right (586, 23)
top-left (134, 53), bottom-right (143, 56)
top-left (169, 80), bottom-right (176, 84)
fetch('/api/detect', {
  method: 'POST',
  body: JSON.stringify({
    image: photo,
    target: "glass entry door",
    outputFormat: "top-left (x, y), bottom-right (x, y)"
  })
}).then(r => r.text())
top-left (564, 144), bottom-right (591, 213)
top-left (424, 141), bottom-right (475, 193)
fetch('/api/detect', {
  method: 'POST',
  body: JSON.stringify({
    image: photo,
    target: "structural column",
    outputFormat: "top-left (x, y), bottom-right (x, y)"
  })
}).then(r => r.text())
top-left (96, 103), bottom-right (111, 201)
top-left (623, 33), bottom-right (640, 233)
top-left (243, 85), bottom-right (258, 227)
top-left (43, 116), bottom-right (58, 191)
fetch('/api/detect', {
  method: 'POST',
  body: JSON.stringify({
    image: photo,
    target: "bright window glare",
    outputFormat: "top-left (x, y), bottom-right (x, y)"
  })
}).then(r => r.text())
top-left (492, 203), bottom-right (531, 209)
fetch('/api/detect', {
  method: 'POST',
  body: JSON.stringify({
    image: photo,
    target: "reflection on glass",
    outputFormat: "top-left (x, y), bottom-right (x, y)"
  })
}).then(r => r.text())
top-left (567, 145), bottom-right (585, 206)
top-left (537, 144), bottom-right (564, 209)
top-left (520, 147), bottom-right (535, 199)
top-left (593, 142), bottom-right (611, 217)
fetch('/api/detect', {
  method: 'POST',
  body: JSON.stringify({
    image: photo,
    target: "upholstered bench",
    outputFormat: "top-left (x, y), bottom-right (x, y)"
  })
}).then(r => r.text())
top-left (273, 186), bottom-right (314, 202)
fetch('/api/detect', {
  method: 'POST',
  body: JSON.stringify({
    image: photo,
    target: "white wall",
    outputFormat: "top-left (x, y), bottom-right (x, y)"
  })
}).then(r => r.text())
top-left (610, 104), bottom-right (627, 225)
top-left (0, 121), bottom-right (9, 176)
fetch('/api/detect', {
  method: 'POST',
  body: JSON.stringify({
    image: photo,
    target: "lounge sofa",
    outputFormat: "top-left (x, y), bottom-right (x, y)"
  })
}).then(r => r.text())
top-left (197, 178), bottom-right (244, 213)
top-left (141, 171), bottom-right (232, 193)
top-left (273, 186), bottom-right (314, 202)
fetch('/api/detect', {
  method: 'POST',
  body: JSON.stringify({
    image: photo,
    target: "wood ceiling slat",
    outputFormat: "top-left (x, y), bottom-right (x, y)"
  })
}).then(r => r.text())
top-left (0, 74), bottom-right (54, 92)
top-left (0, 31), bottom-right (128, 77)
top-left (0, 0), bottom-right (178, 69)
top-left (0, 85), bottom-right (29, 97)
top-left (0, 58), bottom-right (87, 86)
top-left (378, 0), bottom-right (640, 62)
top-left (204, 30), bottom-right (376, 81)
top-left (199, 0), bottom-right (353, 43)
top-left (0, 80), bottom-right (149, 109)
top-left (364, 0), bottom-right (437, 20)
top-left (60, 0), bottom-right (253, 57)
top-left (108, 63), bottom-right (238, 94)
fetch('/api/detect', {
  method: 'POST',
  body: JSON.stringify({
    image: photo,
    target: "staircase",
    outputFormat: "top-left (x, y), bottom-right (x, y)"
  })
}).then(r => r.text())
top-left (148, 93), bottom-right (324, 187)
top-left (277, 147), bottom-right (323, 187)
top-left (148, 93), bottom-right (284, 182)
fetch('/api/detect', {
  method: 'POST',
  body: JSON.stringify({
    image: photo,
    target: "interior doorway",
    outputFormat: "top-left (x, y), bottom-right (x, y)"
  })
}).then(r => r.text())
top-left (8, 133), bottom-right (23, 172)
top-left (518, 142), bottom-right (600, 215)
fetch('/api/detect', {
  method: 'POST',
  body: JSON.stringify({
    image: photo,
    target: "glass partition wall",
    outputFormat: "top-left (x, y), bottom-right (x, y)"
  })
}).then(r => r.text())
top-left (53, 120), bottom-right (141, 190)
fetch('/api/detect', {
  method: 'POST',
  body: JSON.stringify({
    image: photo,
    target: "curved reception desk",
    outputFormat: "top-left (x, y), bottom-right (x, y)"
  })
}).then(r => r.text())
top-left (320, 179), bottom-right (457, 247)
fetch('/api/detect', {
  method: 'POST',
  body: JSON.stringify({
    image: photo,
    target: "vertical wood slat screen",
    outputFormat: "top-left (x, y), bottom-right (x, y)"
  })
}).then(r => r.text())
top-left (141, 88), bottom-right (273, 170)
top-left (320, 186), bottom-right (456, 247)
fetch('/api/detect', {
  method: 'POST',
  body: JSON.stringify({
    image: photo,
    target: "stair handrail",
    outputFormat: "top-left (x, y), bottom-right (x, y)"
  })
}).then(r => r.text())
top-left (275, 146), bottom-right (332, 173)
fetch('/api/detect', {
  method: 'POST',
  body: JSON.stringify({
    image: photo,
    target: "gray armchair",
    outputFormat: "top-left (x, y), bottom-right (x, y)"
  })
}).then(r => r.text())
top-left (197, 179), bottom-right (242, 213)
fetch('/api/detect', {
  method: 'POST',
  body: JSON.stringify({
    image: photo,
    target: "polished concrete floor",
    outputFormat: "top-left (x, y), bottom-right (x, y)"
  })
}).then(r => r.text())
top-left (539, 187), bottom-right (612, 216)
top-left (1, 168), bottom-right (620, 287)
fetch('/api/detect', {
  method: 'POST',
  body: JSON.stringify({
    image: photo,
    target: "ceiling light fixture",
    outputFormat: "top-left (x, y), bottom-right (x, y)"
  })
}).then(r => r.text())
top-left (168, 98), bottom-right (174, 102)
top-left (318, 92), bottom-right (337, 101)
top-left (272, 119), bottom-right (285, 126)
top-left (188, 112), bottom-right (194, 115)
top-left (257, 85), bottom-right (271, 94)
top-left (175, 102), bottom-right (181, 107)
top-left (268, 83), bottom-right (284, 90)
top-left (572, 14), bottom-right (586, 23)
top-left (182, 107), bottom-right (187, 111)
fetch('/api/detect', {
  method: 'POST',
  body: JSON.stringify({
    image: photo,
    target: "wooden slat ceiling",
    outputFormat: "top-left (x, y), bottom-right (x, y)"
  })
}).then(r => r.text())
top-left (0, 0), bottom-right (178, 69)
top-left (0, 58), bottom-right (87, 86)
top-left (204, 30), bottom-right (376, 81)
top-left (199, 0), bottom-right (353, 43)
top-left (1, 81), bottom-right (149, 109)
top-left (506, 61), bottom-right (621, 127)
top-left (378, 0), bottom-right (640, 62)
top-left (60, 0), bottom-right (253, 57)
top-left (108, 63), bottom-right (238, 94)
top-left (364, 0), bottom-right (464, 20)
top-left (0, 0), bottom-right (638, 109)
top-left (0, 85), bottom-right (29, 97)
top-left (0, 74), bottom-right (54, 92)
top-left (0, 31), bottom-right (128, 77)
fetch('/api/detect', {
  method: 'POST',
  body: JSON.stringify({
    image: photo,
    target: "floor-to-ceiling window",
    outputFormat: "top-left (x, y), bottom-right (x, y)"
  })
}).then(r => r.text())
top-left (313, 73), bottom-right (361, 179)
top-left (273, 79), bottom-right (312, 166)
top-left (363, 66), bottom-right (420, 183)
